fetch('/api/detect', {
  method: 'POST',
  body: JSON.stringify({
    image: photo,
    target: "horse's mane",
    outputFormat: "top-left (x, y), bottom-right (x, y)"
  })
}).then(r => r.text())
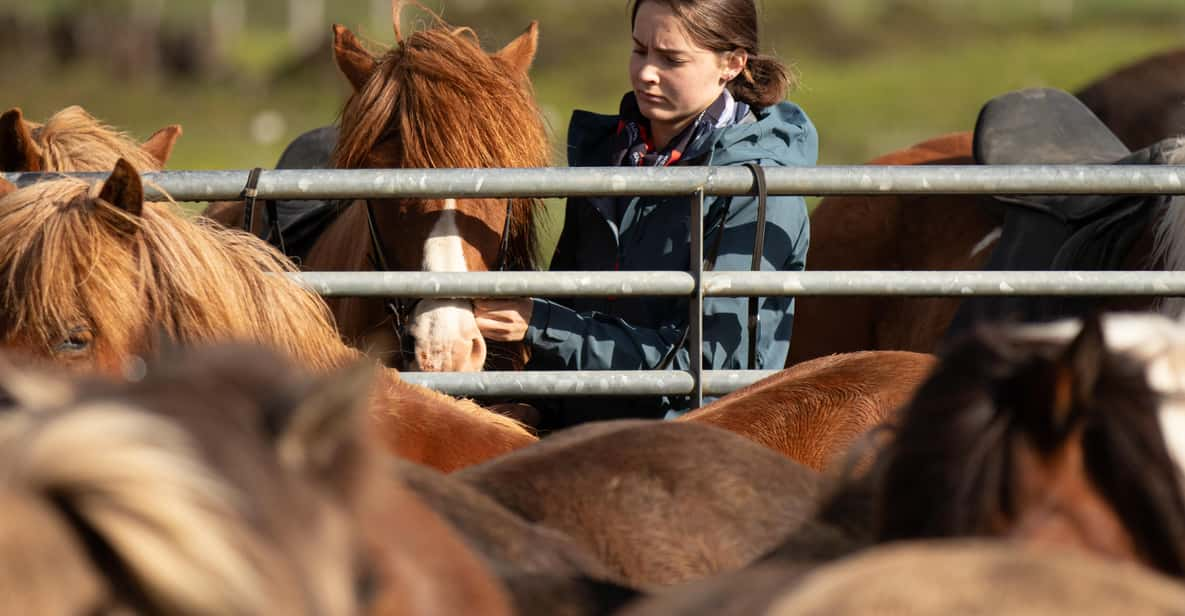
top-left (30, 105), bottom-right (163, 172)
top-left (0, 178), bottom-right (357, 371)
top-left (332, 22), bottom-right (551, 270)
top-left (859, 321), bottom-right (1185, 575)
top-left (1151, 139), bottom-right (1185, 317)
top-left (0, 405), bottom-right (268, 614)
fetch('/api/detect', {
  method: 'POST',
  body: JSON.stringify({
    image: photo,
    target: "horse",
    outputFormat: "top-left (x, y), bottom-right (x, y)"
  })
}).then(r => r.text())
top-left (394, 459), bottom-right (643, 616)
top-left (1076, 47), bottom-right (1185, 152)
top-left (792, 85), bottom-right (1185, 365)
top-left (617, 313), bottom-right (1185, 615)
top-left (0, 105), bottom-right (181, 173)
top-left (678, 350), bottom-right (936, 471)
top-left (766, 541), bottom-right (1185, 616)
top-left (456, 419), bottom-right (824, 588)
top-left (0, 159), bottom-right (536, 471)
top-left (0, 342), bottom-right (514, 615)
top-left (204, 10), bottom-right (550, 374)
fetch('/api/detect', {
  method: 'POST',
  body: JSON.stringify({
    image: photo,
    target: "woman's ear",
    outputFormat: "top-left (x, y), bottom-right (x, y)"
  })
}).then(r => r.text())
top-left (723, 49), bottom-right (748, 82)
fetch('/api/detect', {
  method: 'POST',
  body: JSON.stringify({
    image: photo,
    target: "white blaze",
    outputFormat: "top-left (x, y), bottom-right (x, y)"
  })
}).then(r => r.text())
top-left (409, 199), bottom-right (486, 372)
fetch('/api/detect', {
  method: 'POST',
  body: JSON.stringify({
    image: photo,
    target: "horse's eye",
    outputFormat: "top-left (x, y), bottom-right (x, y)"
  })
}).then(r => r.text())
top-left (53, 327), bottom-right (93, 354)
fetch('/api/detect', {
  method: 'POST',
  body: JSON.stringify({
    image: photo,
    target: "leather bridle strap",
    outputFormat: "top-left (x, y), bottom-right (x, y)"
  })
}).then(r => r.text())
top-left (240, 167), bottom-right (262, 235)
top-left (655, 162), bottom-right (768, 372)
top-left (744, 161), bottom-right (768, 371)
top-left (363, 199), bottom-right (516, 344)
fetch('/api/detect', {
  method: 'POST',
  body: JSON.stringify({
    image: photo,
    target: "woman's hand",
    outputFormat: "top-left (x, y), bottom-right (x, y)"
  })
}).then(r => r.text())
top-left (473, 298), bottom-right (534, 342)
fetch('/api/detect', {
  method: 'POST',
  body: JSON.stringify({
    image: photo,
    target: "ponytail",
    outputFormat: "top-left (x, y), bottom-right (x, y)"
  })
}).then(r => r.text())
top-left (728, 53), bottom-right (797, 108)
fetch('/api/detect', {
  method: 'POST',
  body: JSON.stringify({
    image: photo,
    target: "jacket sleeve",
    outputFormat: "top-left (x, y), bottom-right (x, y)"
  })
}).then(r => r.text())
top-left (525, 177), bottom-right (809, 372)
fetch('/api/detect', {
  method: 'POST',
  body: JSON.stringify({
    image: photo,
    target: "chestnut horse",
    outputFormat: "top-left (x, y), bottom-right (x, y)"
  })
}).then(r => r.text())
top-left (0, 160), bottom-right (536, 471)
top-left (206, 12), bottom-right (549, 373)
top-left (678, 350), bottom-right (936, 471)
top-left (793, 87), bottom-right (1185, 364)
top-left (0, 105), bottom-right (181, 173)
top-left (0, 342), bottom-right (513, 615)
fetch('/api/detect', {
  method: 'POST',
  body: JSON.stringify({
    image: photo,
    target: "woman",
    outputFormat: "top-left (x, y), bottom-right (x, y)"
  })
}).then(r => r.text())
top-left (475, 0), bottom-right (816, 425)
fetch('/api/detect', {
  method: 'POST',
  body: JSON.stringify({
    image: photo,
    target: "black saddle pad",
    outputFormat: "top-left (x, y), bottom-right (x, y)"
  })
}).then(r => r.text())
top-left (946, 88), bottom-right (1174, 336)
top-left (258, 125), bottom-right (344, 263)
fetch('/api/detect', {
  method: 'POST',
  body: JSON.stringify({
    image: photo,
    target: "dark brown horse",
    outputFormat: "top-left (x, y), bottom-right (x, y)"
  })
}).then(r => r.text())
top-left (0, 343), bottom-right (514, 615)
top-left (456, 420), bottom-right (824, 588)
top-left (678, 350), bottom-right (936, 471)
top-left (619, 314), bottom-right (1185, 615)
top-left (1076, 47), bottom-right (1185, 152)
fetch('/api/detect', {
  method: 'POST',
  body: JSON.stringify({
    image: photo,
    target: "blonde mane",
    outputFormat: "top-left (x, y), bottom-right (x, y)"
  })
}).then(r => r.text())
top-left (0, 178), bottom-right (357, 371)
top-left (30, 105), bottom-right (164, 173)
top-left (0, 405), bottom-right (269, 614)
top-left (333, 22), bottom-right (552, 270)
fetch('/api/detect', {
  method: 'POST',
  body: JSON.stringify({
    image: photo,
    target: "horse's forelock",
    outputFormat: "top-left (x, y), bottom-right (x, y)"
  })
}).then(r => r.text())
top-left (333, 25), bottom-right (549, 270)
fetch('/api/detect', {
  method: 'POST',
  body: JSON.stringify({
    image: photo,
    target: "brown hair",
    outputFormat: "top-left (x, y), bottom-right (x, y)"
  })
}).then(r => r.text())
top-left (630, 0), bottom-right (796, 108)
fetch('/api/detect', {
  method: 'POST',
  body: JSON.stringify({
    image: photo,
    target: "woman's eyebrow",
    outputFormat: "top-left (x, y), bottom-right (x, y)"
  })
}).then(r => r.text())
top-left (631, 36), bottom-right (683, 55)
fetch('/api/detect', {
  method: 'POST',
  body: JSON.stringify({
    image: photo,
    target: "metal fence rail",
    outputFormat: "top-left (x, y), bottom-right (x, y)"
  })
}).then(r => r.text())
top-left (8, 166), bottom-right (1185, 403)
top-left (295, 270), bottom-right (1185, 298)
top-left (7, 164), bottom-right (1185, 200)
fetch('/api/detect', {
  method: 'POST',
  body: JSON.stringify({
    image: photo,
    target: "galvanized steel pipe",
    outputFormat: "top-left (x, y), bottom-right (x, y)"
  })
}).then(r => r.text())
top-left (399, 369), bottom-right (779, 397)
top-left (7, 165), bottom-right (1185, 201)
top-left (292, 270), bottom-right (1185, 298)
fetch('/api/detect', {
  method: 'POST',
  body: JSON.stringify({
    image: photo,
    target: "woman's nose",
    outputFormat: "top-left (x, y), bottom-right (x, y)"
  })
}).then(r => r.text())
top-left (636, 61), bottom-right (659, 85)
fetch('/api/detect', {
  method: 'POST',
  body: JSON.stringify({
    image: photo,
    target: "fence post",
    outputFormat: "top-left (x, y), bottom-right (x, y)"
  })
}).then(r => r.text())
top-left (690, 188), bottom-right (705, 408)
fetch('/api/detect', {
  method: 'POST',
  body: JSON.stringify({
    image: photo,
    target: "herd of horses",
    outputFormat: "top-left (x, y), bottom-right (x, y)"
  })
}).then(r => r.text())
top-left (5, 3), bottom-right (1185, 613)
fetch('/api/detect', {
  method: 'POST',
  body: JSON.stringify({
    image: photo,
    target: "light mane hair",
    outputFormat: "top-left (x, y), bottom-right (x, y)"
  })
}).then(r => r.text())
top-left (31, 105), bottom-right (164, 172)
top-left (333, 22), bottom-right (551, 271)
top-left (1149, 137), bottom-right (1185, 317)
top-left (0, 177), bottom-right (357, 371)
top-left (0, 405), bottom-right (268, 614)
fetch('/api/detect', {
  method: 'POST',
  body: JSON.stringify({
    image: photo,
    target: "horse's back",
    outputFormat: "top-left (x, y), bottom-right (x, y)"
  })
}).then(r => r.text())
top-left (681, 351), bottom-right (936, 470)
top-left (457, 420), bottom-right (824, 586)
top-left (791, 132), bottom-right (995, 365)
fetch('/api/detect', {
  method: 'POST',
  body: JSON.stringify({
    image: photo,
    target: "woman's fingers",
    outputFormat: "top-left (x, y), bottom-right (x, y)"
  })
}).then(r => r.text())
top-left (473, 298), bottom-right (533, 342)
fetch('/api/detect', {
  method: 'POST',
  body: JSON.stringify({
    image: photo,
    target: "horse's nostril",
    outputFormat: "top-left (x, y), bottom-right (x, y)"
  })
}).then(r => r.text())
top-left (469, 336), bottom-right (486, 366)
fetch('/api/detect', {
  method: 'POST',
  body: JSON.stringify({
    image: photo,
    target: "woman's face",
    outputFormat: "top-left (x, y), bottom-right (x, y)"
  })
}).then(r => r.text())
top-left (629, 1), bottom-right (737, 139)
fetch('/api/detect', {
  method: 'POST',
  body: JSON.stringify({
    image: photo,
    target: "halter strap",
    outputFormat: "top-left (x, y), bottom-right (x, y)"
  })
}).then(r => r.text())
top-left (745, 160), bottom-right (768, 371)
top-left (240, 167), bottom-right (262, 235)
top-left (655, 162), bottom-right (768, 372)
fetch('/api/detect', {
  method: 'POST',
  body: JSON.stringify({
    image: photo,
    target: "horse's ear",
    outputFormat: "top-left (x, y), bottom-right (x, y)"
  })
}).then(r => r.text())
top-left (333, 24), bottom-right (376, 92)
top-left (140, 125), bottom-right (182, 168)
top-left (0, 108), bottom-right (42, 172)
top-left (493, 21), bottom-right (538, 78)
top-left (276, 359), bottom-right (374, 475)
top-left (0, 177), bottom-right (15, 199)
top-left (1052, 313), bottom-right (1107, 432)
top-left (98, 158), bottom-right (144, 221)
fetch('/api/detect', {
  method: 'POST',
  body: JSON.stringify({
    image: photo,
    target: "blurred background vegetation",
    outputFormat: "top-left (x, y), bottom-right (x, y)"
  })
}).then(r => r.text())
top-left (0, 0), bottom-right (1182, 169)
